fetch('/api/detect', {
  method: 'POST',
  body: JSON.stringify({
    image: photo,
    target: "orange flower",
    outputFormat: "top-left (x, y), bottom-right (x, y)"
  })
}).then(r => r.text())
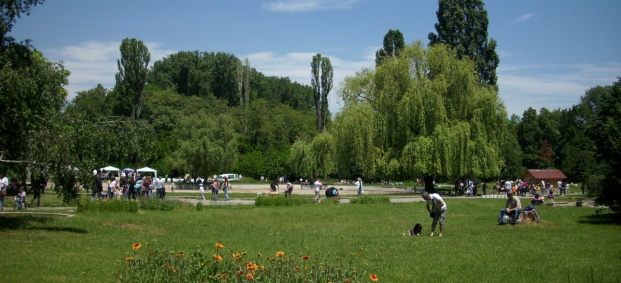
top-left (345, 279), bottom-right (351, 283)
top-left (247, 262), bottom-right (255, 270)
top-left (132, 243), bottom-right (142, 251)
top-left (302, 255), bottom-right (310, 260)
top-left (369, 274), bottom-right (379, 281)
top-left (294, 266), bottom-right (301, 271)
top-left (125, 257), bottom-right (134, 262)
top-left (215, 243), bottom-right (224, 249)
top-left (276, 251), bottom-right (285, 257)
top-left (257, 252), bottom-right (262, 257)
top-left (213, 254), bottom-right (223, 261)
top-left (246, 273), bottom-right (254, 280)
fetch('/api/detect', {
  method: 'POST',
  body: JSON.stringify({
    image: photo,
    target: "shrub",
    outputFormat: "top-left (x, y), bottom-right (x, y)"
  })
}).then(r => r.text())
top-left (138, 198), bottom-right (184, 211)
top-left (196, 202), bottom-right (204, 211)
top-left (77, 199), bottom-right (139, 213)
top-left (349, 195), bottom-right (390, 204)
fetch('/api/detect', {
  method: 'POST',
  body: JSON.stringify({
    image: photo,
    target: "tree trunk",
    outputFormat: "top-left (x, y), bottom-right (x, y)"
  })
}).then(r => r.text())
top-left (423, 175), bottom-right (435, 193)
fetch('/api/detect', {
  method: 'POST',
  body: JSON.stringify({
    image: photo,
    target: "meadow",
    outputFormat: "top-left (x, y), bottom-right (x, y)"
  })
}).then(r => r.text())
top-left (0, 192), bottom-right (619, 282)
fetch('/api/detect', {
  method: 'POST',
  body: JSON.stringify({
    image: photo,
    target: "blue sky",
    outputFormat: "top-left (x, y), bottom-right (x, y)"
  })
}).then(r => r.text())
top-left (10, 0), bottom-right (621, 117)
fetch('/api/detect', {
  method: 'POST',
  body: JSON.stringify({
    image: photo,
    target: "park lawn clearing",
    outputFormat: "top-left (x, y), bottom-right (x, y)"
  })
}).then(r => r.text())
top-left (0, 197), bottom-right (619, 282)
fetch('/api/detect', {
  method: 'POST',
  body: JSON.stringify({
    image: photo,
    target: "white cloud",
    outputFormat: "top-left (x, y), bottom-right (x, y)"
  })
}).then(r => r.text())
top-left (261, 0), bottom-right (360, 13)
top-left (46, 41), bottom-right (175, 101)
top-left (513, 13), bottom-right (535, 23)
top-left (244, 51), bottom-right (374, 112)
top-left (498, 62), bottom-right (621, 116)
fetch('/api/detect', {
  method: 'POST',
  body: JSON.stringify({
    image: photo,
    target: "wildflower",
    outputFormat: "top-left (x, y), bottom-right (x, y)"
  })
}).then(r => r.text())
top-left (213, 254), bottom-right (223, 261)
top-left (242, 251), bottom-right (248, 255)
top-left (215, 243), bottom-right (224, 249)
top-left (294, 266), bottom-right (301, 271)
top-left (257, 252), bottom-right (262, 257)
top-left (246, 273), bottom-right (254, 280)
top-left (276, 251), bottom-right (285, 257)
top-left (345, 280), bottom-right (351, 283)
top-left (125, 257), bottom-right (134, 262)
top-left (302, 255), bottom-right (310, 260)
top-left (369, 274), bottom-right (378, 281)
top-left (247, 262), bottom-right (255, 270)
top-left (132, 243), bottom-right (142, 251)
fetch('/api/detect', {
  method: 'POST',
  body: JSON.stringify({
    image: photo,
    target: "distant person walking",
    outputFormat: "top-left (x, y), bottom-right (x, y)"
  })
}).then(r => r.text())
top-left (199, 182), bottom-right (206, 200)
top-left (314, 179), bottom-right (322, 202)
top-left (212, 181), bottom-right (220, 201)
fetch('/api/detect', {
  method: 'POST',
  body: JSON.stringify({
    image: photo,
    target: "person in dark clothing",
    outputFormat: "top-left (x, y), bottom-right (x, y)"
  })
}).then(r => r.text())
top-left (30, 173), bottom-right (42, 207)
top-left (91, 169), bottom-right (103, 201)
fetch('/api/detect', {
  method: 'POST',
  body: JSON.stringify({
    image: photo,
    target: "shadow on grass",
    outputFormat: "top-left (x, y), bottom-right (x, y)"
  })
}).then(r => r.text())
top-left (577, 211), bottom-right (621, 225)
top-left (0, 215), bottom-right (88, 233)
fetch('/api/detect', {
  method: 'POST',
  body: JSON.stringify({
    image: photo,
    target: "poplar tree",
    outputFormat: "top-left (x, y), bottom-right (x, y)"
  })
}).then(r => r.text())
top-left (311, 53), bottom-right (333, 133)
top-left (114, 38), bottom-right (150, 120)
top-left (428, 0), bottom-right (499, 88)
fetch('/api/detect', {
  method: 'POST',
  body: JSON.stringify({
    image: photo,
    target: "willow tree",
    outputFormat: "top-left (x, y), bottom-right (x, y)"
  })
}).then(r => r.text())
top-left (289, 132), bottom-right (335, 179)
top-left (331, 103), bottom-right (380, 179)
top-left (338, 41), bottom-right (506, 191)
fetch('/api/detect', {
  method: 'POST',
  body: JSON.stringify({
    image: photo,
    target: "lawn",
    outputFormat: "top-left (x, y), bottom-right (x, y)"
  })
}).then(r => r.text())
top-left (0, 193), bottom-right (619, 282)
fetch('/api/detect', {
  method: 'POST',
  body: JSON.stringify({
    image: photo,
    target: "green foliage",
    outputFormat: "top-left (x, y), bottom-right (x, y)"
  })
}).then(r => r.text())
top-left (0, 48), bottom-right (68, 171)
top-left (375, 29), bottom-right (406, 66)
top-left (311, 53), bottom-right (333, 133)
top-left (138, 197), bottom-right (184, 211)
top-left (338, 42), bottom-right (506, 183)
top-left (113, 38), bottom-right (150, 120)
top-left (64, 84), bottom-right (111, 119)
top-left (589, 78), bottom-right (621, 211)
top-left (77, 199), bottom-right (139, 213)
top-left (428, 0), bottom-right (499, 88)
top-left (254, 195), bottom-right (310, 206)
top-left (195, 202), bottom-right (204, 211)
top-left (0, 0), bottom-right (45, 49)
top-left (349, 195), bottom-right (390, 204)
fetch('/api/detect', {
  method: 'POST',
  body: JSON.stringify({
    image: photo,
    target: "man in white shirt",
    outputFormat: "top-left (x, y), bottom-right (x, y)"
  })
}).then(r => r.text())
top-left (314, 179), bottom-right (322, 202)
top-left (0, 172), bottom-right (9, 210)
top-left (422, 192), bottom-right (447, 237)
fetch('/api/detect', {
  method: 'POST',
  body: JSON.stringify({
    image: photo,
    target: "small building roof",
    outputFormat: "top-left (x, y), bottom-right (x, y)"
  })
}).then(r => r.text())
top-left (523, 169), bottom-right (567, 180)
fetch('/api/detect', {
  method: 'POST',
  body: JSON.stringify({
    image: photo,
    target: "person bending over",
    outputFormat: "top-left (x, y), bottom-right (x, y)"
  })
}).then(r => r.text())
top-left (422, 192), bottom-right (447, 237)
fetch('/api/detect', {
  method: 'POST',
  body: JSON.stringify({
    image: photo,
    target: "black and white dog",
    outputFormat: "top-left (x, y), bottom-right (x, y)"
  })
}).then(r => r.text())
top-left (408, 223), bottom-right (423, 236)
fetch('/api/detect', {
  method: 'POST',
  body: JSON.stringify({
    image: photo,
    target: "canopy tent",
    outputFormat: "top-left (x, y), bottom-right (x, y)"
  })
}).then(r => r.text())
top-left (136, 167), bottom-right (158, 178)
top-left (102, 166), bottom-right (120, 177)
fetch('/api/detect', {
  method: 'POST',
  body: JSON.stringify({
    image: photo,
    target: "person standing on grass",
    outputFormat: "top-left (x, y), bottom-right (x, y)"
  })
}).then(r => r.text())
top-left (91, 169), bottom-right (103, 201)
top-left (284, 182), bottom-right (293, 198)
top-left (30, 173), bottom-right (42, 208)
top-left (422, 192), bottom-right (447, 237)
top-left (0, 172), bottom-right (8, 210)
top-left (155, 176), bottom-right (164, 199)
top-left (222, 177), bottom-right (230, 201)
top-left (355, 177), bottom-right (363, 197)
top-left (498, 191), bottom-right (522, 225)
top-left (314, 179), bottom-right (322, 202)
top-left (211, 180), bottom-right (220, 201)
top-left (482, 181), bottom-right (487, 195)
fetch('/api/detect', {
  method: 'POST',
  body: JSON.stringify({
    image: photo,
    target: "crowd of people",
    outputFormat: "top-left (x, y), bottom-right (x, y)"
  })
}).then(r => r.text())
top-left (91, 169), bottom-right (166, 201)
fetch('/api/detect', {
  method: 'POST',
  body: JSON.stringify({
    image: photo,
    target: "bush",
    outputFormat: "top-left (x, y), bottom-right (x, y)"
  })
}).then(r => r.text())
top-left (349, 195), bottom-right (390, 204)
top-left (138, 198), bottom-right (184, 211)
top-left (196, 202), bottom-right (204, 211)
top-left (77, 199), bottom-right (139, 213)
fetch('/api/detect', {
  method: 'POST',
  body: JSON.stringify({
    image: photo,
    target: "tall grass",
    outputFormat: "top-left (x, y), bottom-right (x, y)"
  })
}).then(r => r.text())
top-left (0, 198), bottom-right (619, 282)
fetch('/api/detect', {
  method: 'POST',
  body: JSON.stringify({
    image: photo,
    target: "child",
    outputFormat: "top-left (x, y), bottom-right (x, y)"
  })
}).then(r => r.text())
top-left (199, 183), bottom-right (206, 200)
top-left (14, 187), bottom-right (26, 209)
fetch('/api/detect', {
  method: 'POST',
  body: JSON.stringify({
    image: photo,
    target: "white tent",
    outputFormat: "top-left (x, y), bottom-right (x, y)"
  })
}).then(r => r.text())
top-left (102, 166), bottom-right (120, 177)
top-left (136, 167), bottom-right (157, 178)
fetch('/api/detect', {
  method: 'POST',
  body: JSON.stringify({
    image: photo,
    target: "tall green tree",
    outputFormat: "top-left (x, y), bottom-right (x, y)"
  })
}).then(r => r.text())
top-left (338, 42), bottom-right (506, 191)
top-left (310, 53), bottom-right (333, 133)
top-left (375, 29), bottom-right (405, 66)
top-left (587, 78), bottom-right (621, 211)
top-left (114, 38), bottom-right (150, 120)
top-left (428, 0), bottom-right (499, 88)
top-left (65, 84), bottom-right (111, 120)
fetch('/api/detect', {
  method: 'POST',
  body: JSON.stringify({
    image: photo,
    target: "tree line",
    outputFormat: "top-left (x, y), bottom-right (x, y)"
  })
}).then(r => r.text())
top-left (1, 0), bottom-right (619, 211)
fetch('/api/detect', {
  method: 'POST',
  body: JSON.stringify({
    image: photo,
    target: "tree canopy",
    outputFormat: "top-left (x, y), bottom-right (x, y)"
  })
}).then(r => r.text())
top-left (428, 0), bottom-right (499, 88)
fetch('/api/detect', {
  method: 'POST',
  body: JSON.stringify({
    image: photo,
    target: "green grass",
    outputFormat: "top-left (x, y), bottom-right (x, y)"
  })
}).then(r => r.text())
top-left (0, 196), bottom-right (619, 282)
